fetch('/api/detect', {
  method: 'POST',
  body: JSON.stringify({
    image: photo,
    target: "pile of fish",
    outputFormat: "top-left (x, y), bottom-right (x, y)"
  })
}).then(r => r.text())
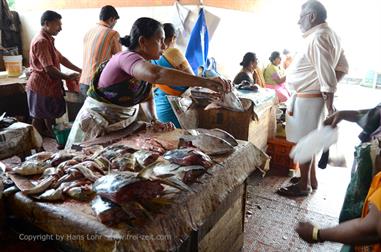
top-left (7, 128), bottom-right (239, 226)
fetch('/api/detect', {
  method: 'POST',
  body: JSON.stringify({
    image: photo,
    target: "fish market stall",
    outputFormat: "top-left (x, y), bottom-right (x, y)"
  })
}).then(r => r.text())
top-left (4, 126), bottom-right (268, 252)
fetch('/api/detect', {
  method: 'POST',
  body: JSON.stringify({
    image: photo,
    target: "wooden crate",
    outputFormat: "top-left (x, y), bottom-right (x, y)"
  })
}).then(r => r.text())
top-left (197, 99), bottom-right (253, 141)
top-left (197, 99), bottom-right (276, 150)
top-left (179, 182), bottom-right (246, 252)
top-left (267, 137), bottom-right (298, 176)
top-left (248, 105), bottom-right (276, 150)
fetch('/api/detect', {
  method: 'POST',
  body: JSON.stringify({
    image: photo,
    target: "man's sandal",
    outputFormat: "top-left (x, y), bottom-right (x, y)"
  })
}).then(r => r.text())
top-left (289, 177), bottom-right (318, 190)
top-left (276, 183), bottom-right (312, 197)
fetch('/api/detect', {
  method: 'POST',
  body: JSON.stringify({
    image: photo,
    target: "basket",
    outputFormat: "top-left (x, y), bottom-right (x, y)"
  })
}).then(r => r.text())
top-left (53, 124), bottom-right (72, 146)
top-left (267, 137), bottom-right (298, 176)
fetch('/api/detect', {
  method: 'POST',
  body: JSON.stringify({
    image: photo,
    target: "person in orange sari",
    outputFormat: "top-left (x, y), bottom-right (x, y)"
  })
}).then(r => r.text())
top-left (295, 169), bottom-right (381, 251)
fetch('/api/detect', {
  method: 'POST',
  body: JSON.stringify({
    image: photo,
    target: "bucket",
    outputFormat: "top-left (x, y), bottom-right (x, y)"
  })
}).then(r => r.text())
top-left (3, 55), bottom-right (22, 77)
top-left (53, 123), bottom-right (72, 146)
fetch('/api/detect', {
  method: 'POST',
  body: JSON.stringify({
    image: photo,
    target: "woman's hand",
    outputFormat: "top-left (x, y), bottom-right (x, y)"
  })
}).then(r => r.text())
top-left (295, 221), bottom-right (319, 244)
top-left (207, 77), bottom-right (232, 93)
top-left (148, 120), bottom-right (175, 132)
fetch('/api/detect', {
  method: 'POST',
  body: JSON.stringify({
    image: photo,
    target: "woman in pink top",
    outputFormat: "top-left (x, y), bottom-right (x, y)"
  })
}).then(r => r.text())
top-left (66, 17), bottom-right (231, 148)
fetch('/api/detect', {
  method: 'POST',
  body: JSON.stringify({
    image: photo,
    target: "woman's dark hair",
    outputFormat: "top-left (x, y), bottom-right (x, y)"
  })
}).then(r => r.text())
top-left (119, 36), bottom-right (129, 47)
top-left (99, 5), bottom-right (119, 21)
top-left (121, 17), bottom-right (163, 50)
top-left (240, 52), bottom-right (257, 67)
top-left (163, 23), bottom-right (176, 39)
top-left (269, 51), bottom-right (281, 63)
top-left (40, 10), bottom-right (62, 26)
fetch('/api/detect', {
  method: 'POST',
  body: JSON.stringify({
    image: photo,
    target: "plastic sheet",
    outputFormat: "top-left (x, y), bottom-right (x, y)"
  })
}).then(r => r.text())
top-left (65, 97), bottom-right (138, 149)
top-left (290, 126), bottom-right (339, 164)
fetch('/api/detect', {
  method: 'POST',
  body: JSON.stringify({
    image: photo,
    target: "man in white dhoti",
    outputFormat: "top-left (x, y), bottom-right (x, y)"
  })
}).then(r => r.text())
top-left (277, 0), bottom-right (348, 197)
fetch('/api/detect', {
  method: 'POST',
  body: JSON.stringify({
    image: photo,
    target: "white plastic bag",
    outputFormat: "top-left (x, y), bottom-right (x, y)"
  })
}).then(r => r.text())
top-left (65, 97), bottom-right (138, 149)
top-left (167, 95), bottom-right (198, 129)
top-left (290, 126), bottom-right (339, 164)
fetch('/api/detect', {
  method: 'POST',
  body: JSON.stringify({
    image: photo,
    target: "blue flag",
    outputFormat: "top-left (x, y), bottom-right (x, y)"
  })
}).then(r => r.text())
top-left (185, 8), bottom-right (209, 75)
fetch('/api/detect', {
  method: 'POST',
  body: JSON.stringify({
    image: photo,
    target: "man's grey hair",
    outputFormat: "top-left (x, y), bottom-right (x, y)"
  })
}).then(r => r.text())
top-left (303, 0), bottom-right (327, 22)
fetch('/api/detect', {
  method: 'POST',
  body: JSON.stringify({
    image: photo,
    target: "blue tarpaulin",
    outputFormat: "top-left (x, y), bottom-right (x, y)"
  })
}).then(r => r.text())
top-left (185, 8), bottom-right (209, 75)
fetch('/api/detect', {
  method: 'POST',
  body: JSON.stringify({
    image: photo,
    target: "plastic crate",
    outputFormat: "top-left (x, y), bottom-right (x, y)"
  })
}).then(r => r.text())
top-left (53, 124), bottom-right (72, 146)
top-left (267, 137), bottom-right (298, 176)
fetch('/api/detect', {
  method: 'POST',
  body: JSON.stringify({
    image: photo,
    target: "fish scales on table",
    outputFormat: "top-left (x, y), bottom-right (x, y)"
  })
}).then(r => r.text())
top-left (179, 133), bottom-right (234, 155)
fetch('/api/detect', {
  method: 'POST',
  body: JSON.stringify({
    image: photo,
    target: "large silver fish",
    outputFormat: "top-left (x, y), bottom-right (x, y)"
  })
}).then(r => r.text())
top-left (13, 161), bottom-right (50, 176)
top-left (179, 133), bottom-right (234, 155)
top-left (34, 188), bottom-right (64, 201)
top-left (25, 151), bottom-right (53, 162)
top-left (188, 128), bottom-right (238, 147)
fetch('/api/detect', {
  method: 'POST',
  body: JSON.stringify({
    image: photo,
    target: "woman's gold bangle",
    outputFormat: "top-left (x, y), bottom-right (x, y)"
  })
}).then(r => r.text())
top-left (312, 226), bottom-right (319, 241)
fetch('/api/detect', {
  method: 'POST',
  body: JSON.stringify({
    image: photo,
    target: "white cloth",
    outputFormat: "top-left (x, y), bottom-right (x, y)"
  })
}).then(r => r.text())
top-left (286, 96), bottom-right (324, 143)
top-left (285, 23), bottom-right (348, 143)
top-left (290, 126), bottom-right (339, 164)
top-left (286, 23), bottom-right (349, 94)
top-left (65, 97), bottom-right (138, 149)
